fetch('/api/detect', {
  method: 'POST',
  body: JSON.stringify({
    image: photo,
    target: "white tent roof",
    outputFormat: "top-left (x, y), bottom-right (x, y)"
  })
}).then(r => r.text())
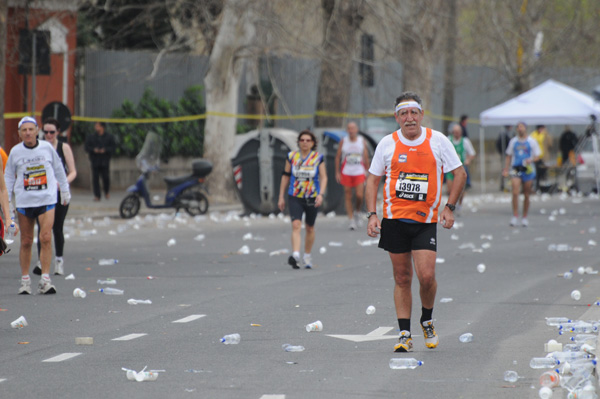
top-left (479, 79), bottom-right (600, 126)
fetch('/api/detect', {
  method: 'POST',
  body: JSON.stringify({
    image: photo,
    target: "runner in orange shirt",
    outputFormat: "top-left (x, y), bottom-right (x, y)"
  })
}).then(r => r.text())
top-left (365, 92), bottom-right (466, 352)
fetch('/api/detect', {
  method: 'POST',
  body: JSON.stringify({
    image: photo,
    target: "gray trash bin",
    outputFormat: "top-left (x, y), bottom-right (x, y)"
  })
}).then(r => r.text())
top-left (231, 128), bottom-right (298, 215)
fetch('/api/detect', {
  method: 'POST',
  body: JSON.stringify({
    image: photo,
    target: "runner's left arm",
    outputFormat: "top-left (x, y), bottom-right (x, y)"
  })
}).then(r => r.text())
top-left (315, 160), bottom-right (327, 208)
top-left (362, 141), bottom-right (371, 172)
top-left (51, 149), bottom-right (70, 205)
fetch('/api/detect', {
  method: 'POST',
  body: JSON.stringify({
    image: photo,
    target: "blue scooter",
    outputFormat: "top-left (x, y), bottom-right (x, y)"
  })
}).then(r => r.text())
top-left (119, 133), bottom-right (212, 218)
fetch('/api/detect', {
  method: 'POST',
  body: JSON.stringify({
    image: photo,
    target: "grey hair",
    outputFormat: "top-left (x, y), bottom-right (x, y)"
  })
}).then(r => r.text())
top-left (447, 122), bottom-right (461, 135)
top-left (395, 92), bottom-right (422, 108)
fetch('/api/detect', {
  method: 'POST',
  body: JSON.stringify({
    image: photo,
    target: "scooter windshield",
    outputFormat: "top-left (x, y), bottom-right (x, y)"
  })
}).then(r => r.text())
top-left (136, 132), bottom-right (162, 173)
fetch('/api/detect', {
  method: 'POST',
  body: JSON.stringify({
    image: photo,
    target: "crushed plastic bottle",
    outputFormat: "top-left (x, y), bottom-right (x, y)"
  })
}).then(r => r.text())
top-left (127, 299), bottom-right (152, 305)
top-left (366, 306), bottom-right (376, 315)
top-left (539, 370), bottom-right (560, 388)
top-left (237, 245), bottom-right (250, 255)
top-left (99, 287), bottom-right (124, 295)
top-left (571, 290), bottom-right (582, 301)
top-left (282, 344), bottom-right (305, 352)
top-left (269, 249), bottom-right (289, 256)
top-left (319, 246), bottom-right (327, 254)
top-left (564, 271), bottom-right (574, 279)
top-left (440, 297), bottom-right (453, 303)
top-left (530, 357), bottom-right (560, 369)
top-left (72, 288), bottom-right (87, 298)
top-left (220, 333), bottom-right (241, 345)
top-left (167, 238), bottom-right (176, 247)
top-left (459, 333), bottom-right (473, 343)
top-left (194, 234), bottom-right (205, 242)
top-left (328, 241), bottom-right (343, 247)
top-left (503, 370), bottom-right (518, 383)
top-left (98, 259), bottom-right (119, 266)
top-left (97, 278), bottom-right (117, 285)
top-left (477, 263), bottom-right (486, 273)
top-left (389, 358), bottom-right (423, 369)
top-left (546, 317), bottom-right (571, 326)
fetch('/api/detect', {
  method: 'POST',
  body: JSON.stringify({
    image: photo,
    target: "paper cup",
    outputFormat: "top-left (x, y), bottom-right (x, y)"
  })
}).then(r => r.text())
top-left (305, 320), bottom-right (323, 332)
top-left (11, 315), bottom-right (27, 329)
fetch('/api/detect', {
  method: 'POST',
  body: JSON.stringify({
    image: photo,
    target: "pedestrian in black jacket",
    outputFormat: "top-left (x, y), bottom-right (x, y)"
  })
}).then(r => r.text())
top-left (85, 122), bottom-right (116, 201)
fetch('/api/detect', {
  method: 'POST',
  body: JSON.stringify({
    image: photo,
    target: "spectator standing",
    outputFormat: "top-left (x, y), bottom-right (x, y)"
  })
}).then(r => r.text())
top-left (85, 122), bottom-right (116, 201)
top-left (530, 125), bottom-right (552, 191)
top-left (559, 126), bottom-right (578, 167)
top-left (496, 126), bottom-right (513, 191)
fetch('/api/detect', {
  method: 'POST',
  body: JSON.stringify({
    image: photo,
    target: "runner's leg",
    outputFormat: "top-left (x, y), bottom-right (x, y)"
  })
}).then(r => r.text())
top-left (389, 252), bottom-right (413, 319)
top-left (344, 186), bottom-right (353, 220)
top-left (523, 179), bottom-right (533, 218)
top-left (291, 219), bottom-right (302, 254)
top-left (17, 213), bottom-right (35, 276)
top-left (355, 183), bottom-right (364, 214)
top-left (412, 249), bottom-right (438, 310)
top-left (38, 209), bottom-right (55, 275)
top-left (511, 177), bottom-right (520, 216)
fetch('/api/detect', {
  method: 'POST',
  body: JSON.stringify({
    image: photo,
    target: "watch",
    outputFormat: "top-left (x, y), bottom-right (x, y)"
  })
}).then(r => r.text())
top-left (445, 203), bottom-right (456, 212)
top-left (366, 212), bottom-right (377, 219)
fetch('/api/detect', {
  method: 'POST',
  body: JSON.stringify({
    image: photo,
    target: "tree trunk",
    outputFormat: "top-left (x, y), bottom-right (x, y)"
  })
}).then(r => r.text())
top-left (442, 0), bottom-right (457, 134)
top-left (314, 0), bottom-right (364, 128)
top-left (203, 0), bottom-right (256, 202)
top-left (0, 0), bottom-right (7, 147)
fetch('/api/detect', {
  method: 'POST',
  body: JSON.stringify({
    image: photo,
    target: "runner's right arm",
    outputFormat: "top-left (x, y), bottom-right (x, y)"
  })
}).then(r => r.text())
top-left (334, 138), bottom-right (343, 183)
top-left (278, 159), bottom-right (292, 212)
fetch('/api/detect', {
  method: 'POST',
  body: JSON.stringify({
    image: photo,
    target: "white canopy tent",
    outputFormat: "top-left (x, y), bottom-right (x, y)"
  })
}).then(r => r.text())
top-left (477, 79), bottom-right (600, 192)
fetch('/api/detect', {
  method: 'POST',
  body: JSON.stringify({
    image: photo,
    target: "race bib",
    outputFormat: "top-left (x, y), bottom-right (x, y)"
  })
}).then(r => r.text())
top-left (395, 173), bottom-right (428, 201)
top-left (24, 165), bottom-right (48, 191)
top-left (294, 165), bottom-right (317, 180)
top-left (345, 153), bottom-right (362, 165)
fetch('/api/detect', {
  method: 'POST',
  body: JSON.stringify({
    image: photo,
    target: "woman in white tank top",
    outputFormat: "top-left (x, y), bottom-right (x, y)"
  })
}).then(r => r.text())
top-left (335, 122), bottom-right (370, 230)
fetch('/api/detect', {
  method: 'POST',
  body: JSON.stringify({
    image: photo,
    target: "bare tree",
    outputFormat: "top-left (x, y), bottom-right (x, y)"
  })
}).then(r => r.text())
top-left (314, 0), bottom-right (366, 127)
top-left (442, 0), bottom-right (457, 134)
top-left (0, 0), bottom-right (7, 147)
top-left (202, 0), bottom-right (258, 201)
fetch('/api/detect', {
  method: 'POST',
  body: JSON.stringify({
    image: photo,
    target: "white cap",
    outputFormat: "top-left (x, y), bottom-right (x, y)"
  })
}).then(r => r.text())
top-left (18, 116), bottom-right (38, 129)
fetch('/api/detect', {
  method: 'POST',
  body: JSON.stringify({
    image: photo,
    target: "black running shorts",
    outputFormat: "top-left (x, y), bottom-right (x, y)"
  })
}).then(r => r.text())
top-left (288, 195), bottom-right (318, 226)
top-left (378, 219), bottom-right (437, 254)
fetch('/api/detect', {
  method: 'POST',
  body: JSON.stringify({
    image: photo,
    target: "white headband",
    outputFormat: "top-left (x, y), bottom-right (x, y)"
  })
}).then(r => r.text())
top-left (395, 101), bottom-right (422, 113)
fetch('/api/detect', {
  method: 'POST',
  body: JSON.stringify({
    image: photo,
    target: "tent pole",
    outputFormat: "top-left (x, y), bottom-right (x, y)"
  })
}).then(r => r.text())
top-left (479, 125), bottom-right (485, 194)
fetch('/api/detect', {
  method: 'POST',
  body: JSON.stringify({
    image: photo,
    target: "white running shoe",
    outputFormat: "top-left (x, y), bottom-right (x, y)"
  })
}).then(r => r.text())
top-left (19, 277), bottom-right (31, 295)
top-left (37, 277), bottom-right (56, 295)
top-left (521, 218), bottom-right (529, 227)
top-left (33, 260), bottom-right (42, 276)
top-left (54, 259), bottom-right (64, 276)
top-left (510, 216), bottom-right (519, 227)
top-left (303, 255), bottom-right (313, 269)
top-left (348, 219), bottom-right (357, 230)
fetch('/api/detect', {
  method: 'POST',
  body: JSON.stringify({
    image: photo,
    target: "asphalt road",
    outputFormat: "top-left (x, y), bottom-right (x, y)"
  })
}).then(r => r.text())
top-left (1, 192), bottom-right (599, 399)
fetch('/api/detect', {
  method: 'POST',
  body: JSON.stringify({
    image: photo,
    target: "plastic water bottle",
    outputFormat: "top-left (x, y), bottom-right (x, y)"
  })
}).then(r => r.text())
top-left (539, 370), bottom-right (560, 388)
top-left (99, 287), bottom-right (124, 295)
top-left (530, 357), bottom-right (560, 369)
top-left (7, 218), bottom-right (16, 236)
top-left (550, 351), bottom-right (590, 362)
top-left (564, 270), bottom-right (573, 279)
top-left (282, 344), bottom-right (305, 352)
top-left (220, 333), bottom-right (240, 345)
top-left (389, 358), bottom-right (423, 369)
top-left (459, 333), bottom-right (473, 343)
top-left (563, 367), bottom-right (593, 391)
top-left (366, 306), bottom-right (376, 315)
top-left (546, 317), bottom-right (571, 326)
top-left (572, 322), bottom-right (597, 333)
top-left (99, 259), bottom-right (119, 266)
top-left (127, 299), bottom-right (152, 305)
top-left (503, 370), bottom-right (518, 382)
top-left (568, 385), bottom-right (598, 399)
top-left (97, 279), bottom-right (117, 285)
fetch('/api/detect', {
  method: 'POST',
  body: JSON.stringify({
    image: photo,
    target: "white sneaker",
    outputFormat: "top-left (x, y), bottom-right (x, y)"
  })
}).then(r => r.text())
top-left (33, 260), bottom-right (42, 275)
top-left (354, 212), bottom-right (364, 227)
top-left (54, 259), bottom-right (64, 275)
top-left (303, 255), bottom-right (313, 269)
top-left (37, 277), bottom-right (56, 295)
top-left (348, 219), bottom-right (357, 231)
top-left (510, 216), bottom-right (519, 227)
top-left (521, 218), bottom-right (529, 227)
top-left (18, 277), bottom-right (31, 295)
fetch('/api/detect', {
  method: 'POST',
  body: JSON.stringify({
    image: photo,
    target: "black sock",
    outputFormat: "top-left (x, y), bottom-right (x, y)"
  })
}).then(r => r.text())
top-left (420, 307), bottom-right (433, 324)
top-left (398, 318), bottom-right (410, 334)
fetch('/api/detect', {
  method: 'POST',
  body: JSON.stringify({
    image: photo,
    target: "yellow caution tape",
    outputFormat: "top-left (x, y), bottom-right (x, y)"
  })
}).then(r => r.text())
top-left (3, 109), bottom-right (477, 124)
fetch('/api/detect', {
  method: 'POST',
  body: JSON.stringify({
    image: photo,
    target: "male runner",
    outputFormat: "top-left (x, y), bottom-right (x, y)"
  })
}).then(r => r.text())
top-left (365, 92), bottom-right (466, 352)
top-left (503, 122), bottom-right (541, 227)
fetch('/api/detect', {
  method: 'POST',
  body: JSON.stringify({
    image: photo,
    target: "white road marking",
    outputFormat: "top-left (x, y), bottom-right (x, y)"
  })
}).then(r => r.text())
top-left (172, 314), bottom-right (206, 323)
top-left (42, 353), bottom-right (82, 362)
top-left (327, 326), bottom-right (397, 343)
top-left (112, 333), bottom-right (148, 341)
top-left (260, 395), bottom-right (285, 399)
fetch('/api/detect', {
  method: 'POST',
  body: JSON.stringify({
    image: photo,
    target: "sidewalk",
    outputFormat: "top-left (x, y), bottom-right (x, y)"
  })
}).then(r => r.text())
top-left (67, 188), bottom-right (243, 219)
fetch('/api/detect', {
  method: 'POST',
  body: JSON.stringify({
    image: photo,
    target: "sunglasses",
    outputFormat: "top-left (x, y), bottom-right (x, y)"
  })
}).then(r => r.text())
top-left (43, 130), bottom-right (57, 135)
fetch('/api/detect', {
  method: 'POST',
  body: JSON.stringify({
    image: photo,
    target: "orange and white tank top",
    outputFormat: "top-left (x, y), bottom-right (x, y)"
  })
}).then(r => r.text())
top-left (383, 128), bottom-right (443, 223)
top-left (340, 136), bottom-right (365, 176)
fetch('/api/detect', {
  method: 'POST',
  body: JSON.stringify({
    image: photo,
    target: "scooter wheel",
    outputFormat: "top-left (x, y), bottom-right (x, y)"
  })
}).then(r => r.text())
top-left (182, 189), bottom-right (209, 216)
top-left (119, 194), bottom-right (141, 219)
